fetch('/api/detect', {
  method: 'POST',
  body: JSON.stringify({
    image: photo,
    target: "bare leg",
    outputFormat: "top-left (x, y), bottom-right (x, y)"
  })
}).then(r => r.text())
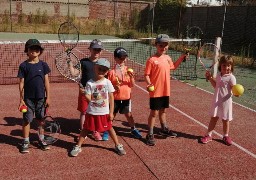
top-left (22, 121), bottom-right (30, 138)
top-left (125, 112), bottom-right (135, 127)
top-left (80, 113), bottom-right (86, 130)
top-left (77, 129), bottom-right (89, 146)
top-left (222, 119), bottom-right (230, 136)
top-left (108, 127), bottom-right (119, 146)
top-left (148, 110), bottom-right (158, 134)
top-left (159, 108), bottom-right (167, 126)
top-left (206, 117), bottom-right (219, 135)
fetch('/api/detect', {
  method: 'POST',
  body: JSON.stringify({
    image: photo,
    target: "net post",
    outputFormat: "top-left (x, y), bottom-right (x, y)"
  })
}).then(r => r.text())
top-left (213, 37), bottom-right (221, 78)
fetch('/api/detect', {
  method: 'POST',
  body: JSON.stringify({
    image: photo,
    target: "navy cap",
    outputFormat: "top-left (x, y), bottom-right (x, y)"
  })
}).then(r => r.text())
top-left (114, 47), bottom-right (128, 58)
top-left (155, 34), bottom-right (170, 43)
top-left (89, 39), bottom-right (104, 49)
top-left (24, 39), bottom-right (44, 52)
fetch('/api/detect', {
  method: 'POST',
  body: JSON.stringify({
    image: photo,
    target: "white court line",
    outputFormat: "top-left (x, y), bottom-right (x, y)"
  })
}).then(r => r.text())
top-left (135, 83), bottom-right (256, 159)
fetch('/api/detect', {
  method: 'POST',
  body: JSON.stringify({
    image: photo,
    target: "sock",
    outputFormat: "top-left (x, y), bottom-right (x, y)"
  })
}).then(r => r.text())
top-left (149, 128), bottom-right (154, 135)
top-left (208, 131), bottom-right (213, 137)
top-left (160, 122), bottom-right (167, 130)
top-left (39, 134), bottom-right (44, 140)
top-left (224, 134), bottom-right (228, 137)
top-left (24, 137), bottom-right (29, 142)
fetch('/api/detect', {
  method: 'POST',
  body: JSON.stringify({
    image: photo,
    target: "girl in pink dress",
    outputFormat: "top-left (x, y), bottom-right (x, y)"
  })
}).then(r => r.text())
top-left (201, 55), bottom-right (237, 146)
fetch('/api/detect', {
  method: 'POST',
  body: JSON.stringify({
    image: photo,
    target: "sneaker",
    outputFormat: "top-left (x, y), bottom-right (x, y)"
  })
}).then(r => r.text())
top-left (38, 140), bottom-right (50, 151)
top-left (92, 131), bottom-right (102, 141)
top-left (131, 128), bottom-right (142, 139)
top-left (223, 136), bottom-right (232, 146)
top-left (146, 134), bottom-right (155, 146)
top-left (102, 131), bottom-right (109, 141)
top-left (200, 135), bottom-right (212, 144)
top-left (70, 145), bottom-right (82, 157)
top-left (20, 141), bottom-right (29, 153)
top-left (115, 144), bottom-right (126, 155)
top-left (159, 128), bottom-right (177, 138)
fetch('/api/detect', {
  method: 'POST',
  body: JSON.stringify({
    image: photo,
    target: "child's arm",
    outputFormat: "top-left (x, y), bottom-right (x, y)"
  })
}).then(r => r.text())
top-left (84, 94), bottom-right (91, 102)
top-left (145, 75), bottom-right (152, 86)
top-left (172, 54), bottom-right (188, 70)
top-left (44, 74), bottom-right (51, 107)
top-left (18, 78), bottom-right (25, 109)
top-left (109, 92), bottom-right (114, 121)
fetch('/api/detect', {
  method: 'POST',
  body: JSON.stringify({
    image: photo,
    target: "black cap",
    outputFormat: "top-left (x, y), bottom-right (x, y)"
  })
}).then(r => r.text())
top-left (114, 47), bottom-right (128, 58)
top-left (24, 39), bottom-right (44, 53)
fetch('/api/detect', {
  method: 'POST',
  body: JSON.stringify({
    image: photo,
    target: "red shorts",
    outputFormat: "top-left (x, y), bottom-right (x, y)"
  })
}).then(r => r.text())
top-left (77, 90), bottom-right (88, 114)
top-left (83, 114), bottom-right (112, 132)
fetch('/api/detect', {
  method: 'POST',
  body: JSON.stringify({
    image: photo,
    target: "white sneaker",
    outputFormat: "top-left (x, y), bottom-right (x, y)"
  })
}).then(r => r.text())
top-left (115, 144), bottom-right (126, 155)
top-left (70, 145), bottom-right (82, 157)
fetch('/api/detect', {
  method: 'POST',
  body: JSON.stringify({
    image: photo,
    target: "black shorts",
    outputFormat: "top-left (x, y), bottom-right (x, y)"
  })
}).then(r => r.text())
top-left (149, 96), bottom-right (169, 110)
top-left (114, 99), bottom-right (131, 114)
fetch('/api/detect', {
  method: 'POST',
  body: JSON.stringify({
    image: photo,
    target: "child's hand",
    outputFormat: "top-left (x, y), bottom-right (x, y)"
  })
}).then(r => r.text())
top-left (127, 71), bottom-right (134, 78)
top-left (205, 71), bottom-right (212, 81)
top-left (109, 113), bottom-right (114, 121)
top-left (79, 86), bottom-right (85, 94)
top-left (45, 98), bottom-right (50, 107)
top-left (18, 101), bottom-right (26, 111)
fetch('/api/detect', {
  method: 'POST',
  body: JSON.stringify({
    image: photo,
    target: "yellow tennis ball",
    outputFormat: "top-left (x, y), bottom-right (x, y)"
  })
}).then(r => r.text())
top-left (21, 109), bottom-right (27, 113)
top-left (147, 85), bottom-right (155, 92)
top-left (232, 84), bottom-right (244, 96)
top-left (127, 68), bottom-right (134, 73)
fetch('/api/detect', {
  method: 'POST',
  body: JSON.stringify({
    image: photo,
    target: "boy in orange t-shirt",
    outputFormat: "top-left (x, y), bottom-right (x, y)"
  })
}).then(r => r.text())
top-left (144, 34), bottom-right (188, 146)
top-left (108, 47), bottom-right (142, 139)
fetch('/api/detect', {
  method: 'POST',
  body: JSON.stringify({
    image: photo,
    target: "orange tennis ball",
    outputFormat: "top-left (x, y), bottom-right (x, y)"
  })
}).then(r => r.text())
top-left (127, 68), bottom-right (133, 73)
top-left (147, 85), bottom-right (155, 92)
top-left (232, 84), bottom-right (244, 96)
top-left (19, 105), bottom-right (27, 113)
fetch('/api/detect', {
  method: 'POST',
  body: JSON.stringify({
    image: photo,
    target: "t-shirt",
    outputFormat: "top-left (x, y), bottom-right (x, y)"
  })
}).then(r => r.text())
top-left (108, 65), bottom-right (132, 100)
top-left (17, 60), bottom-right (51, 99)
top-left (80, 58), bottom-right (96, 87)
top-left (144, 54), bottom-right (174, 98)
top-left (210, 73), bottom-right (236, 120)
top-left (85, 78), bottom-right (115, 115)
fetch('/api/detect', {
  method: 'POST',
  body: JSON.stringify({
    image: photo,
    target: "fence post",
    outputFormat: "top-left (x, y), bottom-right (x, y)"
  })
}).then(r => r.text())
top-left (213, 37), bottom-right (221, 78)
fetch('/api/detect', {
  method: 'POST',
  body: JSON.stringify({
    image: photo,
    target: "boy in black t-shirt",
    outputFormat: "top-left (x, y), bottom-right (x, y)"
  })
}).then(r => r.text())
top-left (17, 39), bottom-right (51, 153)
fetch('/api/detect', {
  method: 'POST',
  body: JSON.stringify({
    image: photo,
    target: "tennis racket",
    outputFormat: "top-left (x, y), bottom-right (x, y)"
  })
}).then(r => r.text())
top-left (58, 21), bottom-right (79, 52)
top-left (38, 108), bottom-right (61, 145)
top-left (55, 51), bottom-right (83, 87)
top-left (198, 43), bottom-right (220, 81)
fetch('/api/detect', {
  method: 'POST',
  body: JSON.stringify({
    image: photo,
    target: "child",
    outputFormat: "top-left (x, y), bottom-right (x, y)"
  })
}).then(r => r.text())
top-left (17, 39), bottom-right (51, 153)
top-left (200, 55), bottom-right (236, 146)
top-left (107, 47), bottom-right (142, 139)
top-left (69, 39), bottom-right (104, 141)
top-left (70, 58), bottom-right (126, 157)
top-left (144, 34), bottom-right (188, 146)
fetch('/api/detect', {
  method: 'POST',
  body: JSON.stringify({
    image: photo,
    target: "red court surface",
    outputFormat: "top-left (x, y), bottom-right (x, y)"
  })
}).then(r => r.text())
top-left (0, 80), bottom-right (255, 179)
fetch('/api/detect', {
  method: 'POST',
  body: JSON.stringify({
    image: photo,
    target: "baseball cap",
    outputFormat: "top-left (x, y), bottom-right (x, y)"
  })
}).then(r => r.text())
top-left (114, 47), bottom-right (128, 58)
top-left (89, 39), bottom-right (104, 49)
top-left (155, 34), bottom-right (170, 43)
top-left (95, 58), bottom-right (110, 69)
top-left (24, 39), bottom-right (44, 52)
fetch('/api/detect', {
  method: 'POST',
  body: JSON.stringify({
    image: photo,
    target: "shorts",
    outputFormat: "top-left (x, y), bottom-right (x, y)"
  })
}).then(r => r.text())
top-left (150, 96), bottom-right (169, 110)
top-left (24, 98), bottom-right (45, 123)
top-left (114, 99), bottom-right (131, 114)
top-left (77, 90), bottom-right (88, 114)
top-left (83, 114), bottom-right (112, 132)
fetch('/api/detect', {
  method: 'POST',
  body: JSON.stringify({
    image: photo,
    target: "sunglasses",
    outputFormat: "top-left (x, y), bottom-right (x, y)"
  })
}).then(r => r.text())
top-left (98, 66), bottom-right (108, 72)
top-left (93, 48), bottom-right (102, 52)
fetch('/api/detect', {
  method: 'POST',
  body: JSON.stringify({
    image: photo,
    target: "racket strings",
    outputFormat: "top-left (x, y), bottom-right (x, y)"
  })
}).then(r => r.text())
top-left (58, 22), bottom-right (79, 50)
top-left (55, 52), bottom-right (81, 82)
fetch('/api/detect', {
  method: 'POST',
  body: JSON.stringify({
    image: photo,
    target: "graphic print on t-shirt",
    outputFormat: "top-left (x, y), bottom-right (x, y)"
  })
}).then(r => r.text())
top-left (91, 84), bottom-right (108, 108)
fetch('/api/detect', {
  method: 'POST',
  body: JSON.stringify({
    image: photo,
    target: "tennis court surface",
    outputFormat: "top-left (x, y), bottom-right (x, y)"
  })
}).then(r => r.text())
top-left (0, 80), bottom-right (255, 179)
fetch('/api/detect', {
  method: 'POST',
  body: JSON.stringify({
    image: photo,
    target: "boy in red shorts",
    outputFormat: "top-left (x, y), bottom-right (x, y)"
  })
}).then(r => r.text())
top-left (144, 34), bottom-right (188, 146)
